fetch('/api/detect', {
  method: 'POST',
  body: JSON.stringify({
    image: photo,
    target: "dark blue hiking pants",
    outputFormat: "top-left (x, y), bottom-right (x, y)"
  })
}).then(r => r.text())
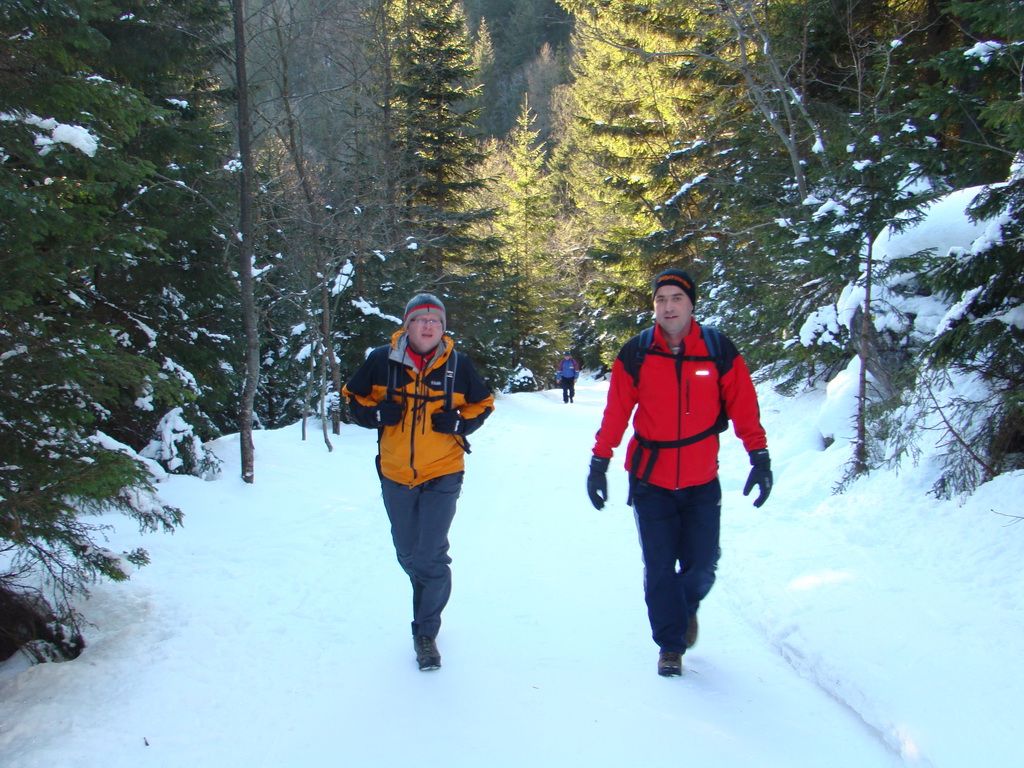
top-left (560, 376), bottom-right (576, 403)
top-left (632, 478), bottom-right (722, 654)
top-left (381, 472), bottom-right (463, 639)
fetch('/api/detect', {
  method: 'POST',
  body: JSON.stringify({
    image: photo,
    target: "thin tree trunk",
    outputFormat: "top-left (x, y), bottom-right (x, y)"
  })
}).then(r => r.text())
top-left (855, 231), bottom-right (873, 475)
top-left (302, 310), bottom-right (315, 442)
top-left (233, 0), bottom-right (259, 483)
top-left (272, 15), bottom-right (343, 434)
top-left (318, 347), bottom-right (333, 452)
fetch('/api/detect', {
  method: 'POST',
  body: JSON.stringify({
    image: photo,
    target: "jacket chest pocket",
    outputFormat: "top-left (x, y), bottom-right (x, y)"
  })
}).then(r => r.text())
top-left (684, 364), bottom-right (719, 415)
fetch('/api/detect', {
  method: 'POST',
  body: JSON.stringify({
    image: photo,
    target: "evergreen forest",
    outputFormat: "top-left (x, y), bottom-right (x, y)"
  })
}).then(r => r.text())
top-left (1, 0), bottom-right (1022, 653)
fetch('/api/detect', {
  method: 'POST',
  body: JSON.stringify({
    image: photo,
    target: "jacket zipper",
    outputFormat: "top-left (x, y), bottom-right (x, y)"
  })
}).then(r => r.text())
top-left (408, 369), bottom-right (421, 482)
top-left (676, 355), bottom-right (686, 489)
top-left (402, 348), bottom-right (454, 484)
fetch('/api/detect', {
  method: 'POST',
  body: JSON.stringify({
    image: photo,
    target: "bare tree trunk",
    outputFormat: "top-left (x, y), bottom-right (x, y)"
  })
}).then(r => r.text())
top-left (233, 0), bottom-right (260, 484)
top-left (317, 347), bottom-right (333, 452)
top-left (271, 12), bottom-right (344, 434)
top-left (302, 314), bottom-right (315, 442)
top-left (855, 231), bottom-right (873, 475)
top-left (370, 0), bottom-right (406, 254)
top-left (319, 278), bottom-right (342, 433)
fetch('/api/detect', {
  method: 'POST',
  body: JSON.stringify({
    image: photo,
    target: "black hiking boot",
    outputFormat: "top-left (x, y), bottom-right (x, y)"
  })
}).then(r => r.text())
top-left (686, 614), bottom-right (699, 649)
top-left (657, 650), bottom-right (683, 677)
top-left (414, 635), bottom-right (441, 671)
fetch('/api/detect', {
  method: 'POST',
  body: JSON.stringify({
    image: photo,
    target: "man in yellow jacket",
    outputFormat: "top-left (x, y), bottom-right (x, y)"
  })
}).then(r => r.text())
top-left (343, 294), bottom-right (494, 671)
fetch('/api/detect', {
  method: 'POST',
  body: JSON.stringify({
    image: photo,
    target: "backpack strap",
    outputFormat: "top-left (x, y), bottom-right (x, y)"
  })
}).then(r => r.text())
top-left (624, 327), bottom-right (656, 387)
top-left (626, 420), bottom-right (727, 503)
top-left (701, 326), bottom-right (728, 376)
top-left (442, 351), bottom-right (471, 454)
top-left (377, 357), bottom-right (404, 446)
top-left (704, 326), bottom-right (719, 362)
top-left (443, 350), bottom-right (458, 412)
top-left (386, 357), bottom-right (400, 402)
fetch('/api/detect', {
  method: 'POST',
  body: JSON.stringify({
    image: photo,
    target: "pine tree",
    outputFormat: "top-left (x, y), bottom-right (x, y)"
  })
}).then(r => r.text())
top-left (550, 4), bottom-right (715, 364)
top-left (390, 0), bottom-right (493, 278)
top-left (0, 0), bottom-right (229, 653)
top-left (910, 0), bottom-right (1024, 492)
top-left (362, 0), bottom-right (501, 374)
top-left (91, 0), bottom-right (240, 452)
top-left (471, 18), bottom-right (504, 137)
top-left (475, 99), bottom-right (567, 389)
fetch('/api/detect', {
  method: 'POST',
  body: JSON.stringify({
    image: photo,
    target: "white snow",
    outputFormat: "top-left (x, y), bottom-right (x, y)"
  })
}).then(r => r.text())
top-left (331, 260), bottom-right (355, 296)
top-left (0, 112), bottom-right (99, 157)
top-left (816, 356), bottom-right (862, 441)
top-left (2, 376), bottom-right (1021, 767)
top-left (140, 407), bottom-right (207, 475)
top-left (801, 181), bottom-right (1014, 350)
top-left (963, 41), bottom-right (1003, 64)
top-left (873, 186), bottom-right (993, 269)
top-left (351, 297), bottom-right (402, 324)
top-left (664, 173), bottom-right (708, 208)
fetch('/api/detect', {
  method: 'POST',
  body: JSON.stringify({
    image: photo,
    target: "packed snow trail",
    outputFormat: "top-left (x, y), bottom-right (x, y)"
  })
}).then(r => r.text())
top-left (0, 380), bottom-right (933, 767)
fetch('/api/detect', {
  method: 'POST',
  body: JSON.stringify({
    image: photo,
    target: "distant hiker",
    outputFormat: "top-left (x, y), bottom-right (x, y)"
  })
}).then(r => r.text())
top-left (342, 293), bottom-right (495, 671)
top-left (557, 351), bottom-right (580, 403)
top-left (585, 269), bottom-right (772, 677)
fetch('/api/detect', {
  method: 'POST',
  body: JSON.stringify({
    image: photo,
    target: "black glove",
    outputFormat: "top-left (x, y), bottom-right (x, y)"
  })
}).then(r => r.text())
top-left (375, 400), bottom-right (403, 427)
top-left (587, 456), bottom-right (610, 510)
top-left (743, 448), bottom-right (773, 508)
top-left (431, 410), bottom-right (464, 434)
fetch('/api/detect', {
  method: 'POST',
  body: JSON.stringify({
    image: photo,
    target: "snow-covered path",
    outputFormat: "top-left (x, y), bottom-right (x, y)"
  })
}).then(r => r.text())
top-left (2, 378), bottom-right (1019, 766)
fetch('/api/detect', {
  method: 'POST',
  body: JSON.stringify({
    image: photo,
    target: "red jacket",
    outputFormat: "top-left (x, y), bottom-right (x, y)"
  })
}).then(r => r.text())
top-left (593, 321), bottom-right (767, 490)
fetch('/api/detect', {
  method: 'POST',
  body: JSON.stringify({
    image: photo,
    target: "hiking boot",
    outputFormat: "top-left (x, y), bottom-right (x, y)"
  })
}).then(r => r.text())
top-left (414, 635), bottom-right (441, 671)
top-left (686, 614), bottom-right (699, 649)
top-left (657, 650), bottom-right (682, 677)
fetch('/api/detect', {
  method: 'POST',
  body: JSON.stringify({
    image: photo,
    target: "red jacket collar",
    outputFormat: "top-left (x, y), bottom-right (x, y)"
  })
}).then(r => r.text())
top-left (652, 319), bottom-right (701, 352)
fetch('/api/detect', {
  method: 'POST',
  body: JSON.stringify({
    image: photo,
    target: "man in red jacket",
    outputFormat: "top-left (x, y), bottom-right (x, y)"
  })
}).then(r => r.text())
top-left (586, 269), bottom-right (772, 677)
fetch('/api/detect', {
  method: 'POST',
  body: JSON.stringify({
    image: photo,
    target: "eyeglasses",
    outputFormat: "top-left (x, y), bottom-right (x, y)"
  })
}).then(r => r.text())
top-left (411, 317), bottom-right (442, 326)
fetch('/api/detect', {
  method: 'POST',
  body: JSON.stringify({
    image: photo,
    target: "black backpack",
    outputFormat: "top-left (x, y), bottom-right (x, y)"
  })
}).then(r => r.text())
top-left (623, 325), bottom-right (732, 498)
top-left (625, 324), bottom-right (731, 386)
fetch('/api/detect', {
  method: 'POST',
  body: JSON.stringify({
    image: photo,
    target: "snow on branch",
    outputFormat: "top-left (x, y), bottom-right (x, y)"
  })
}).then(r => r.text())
top-left (0, 112), bottom-right (99, 157)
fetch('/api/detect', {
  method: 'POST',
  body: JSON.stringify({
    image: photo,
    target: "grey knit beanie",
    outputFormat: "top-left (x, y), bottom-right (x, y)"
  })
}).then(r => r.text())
top-left (403, 293), bottom-right (447, 332)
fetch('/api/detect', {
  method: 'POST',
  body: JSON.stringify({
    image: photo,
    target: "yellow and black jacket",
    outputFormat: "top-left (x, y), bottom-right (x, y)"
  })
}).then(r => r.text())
top-left (342, 330), bottom-right (495, 487)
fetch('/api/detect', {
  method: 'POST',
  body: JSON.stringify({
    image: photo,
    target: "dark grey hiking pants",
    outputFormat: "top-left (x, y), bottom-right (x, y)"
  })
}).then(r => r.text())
top-left (381, 471), bottom-right (463, 639)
